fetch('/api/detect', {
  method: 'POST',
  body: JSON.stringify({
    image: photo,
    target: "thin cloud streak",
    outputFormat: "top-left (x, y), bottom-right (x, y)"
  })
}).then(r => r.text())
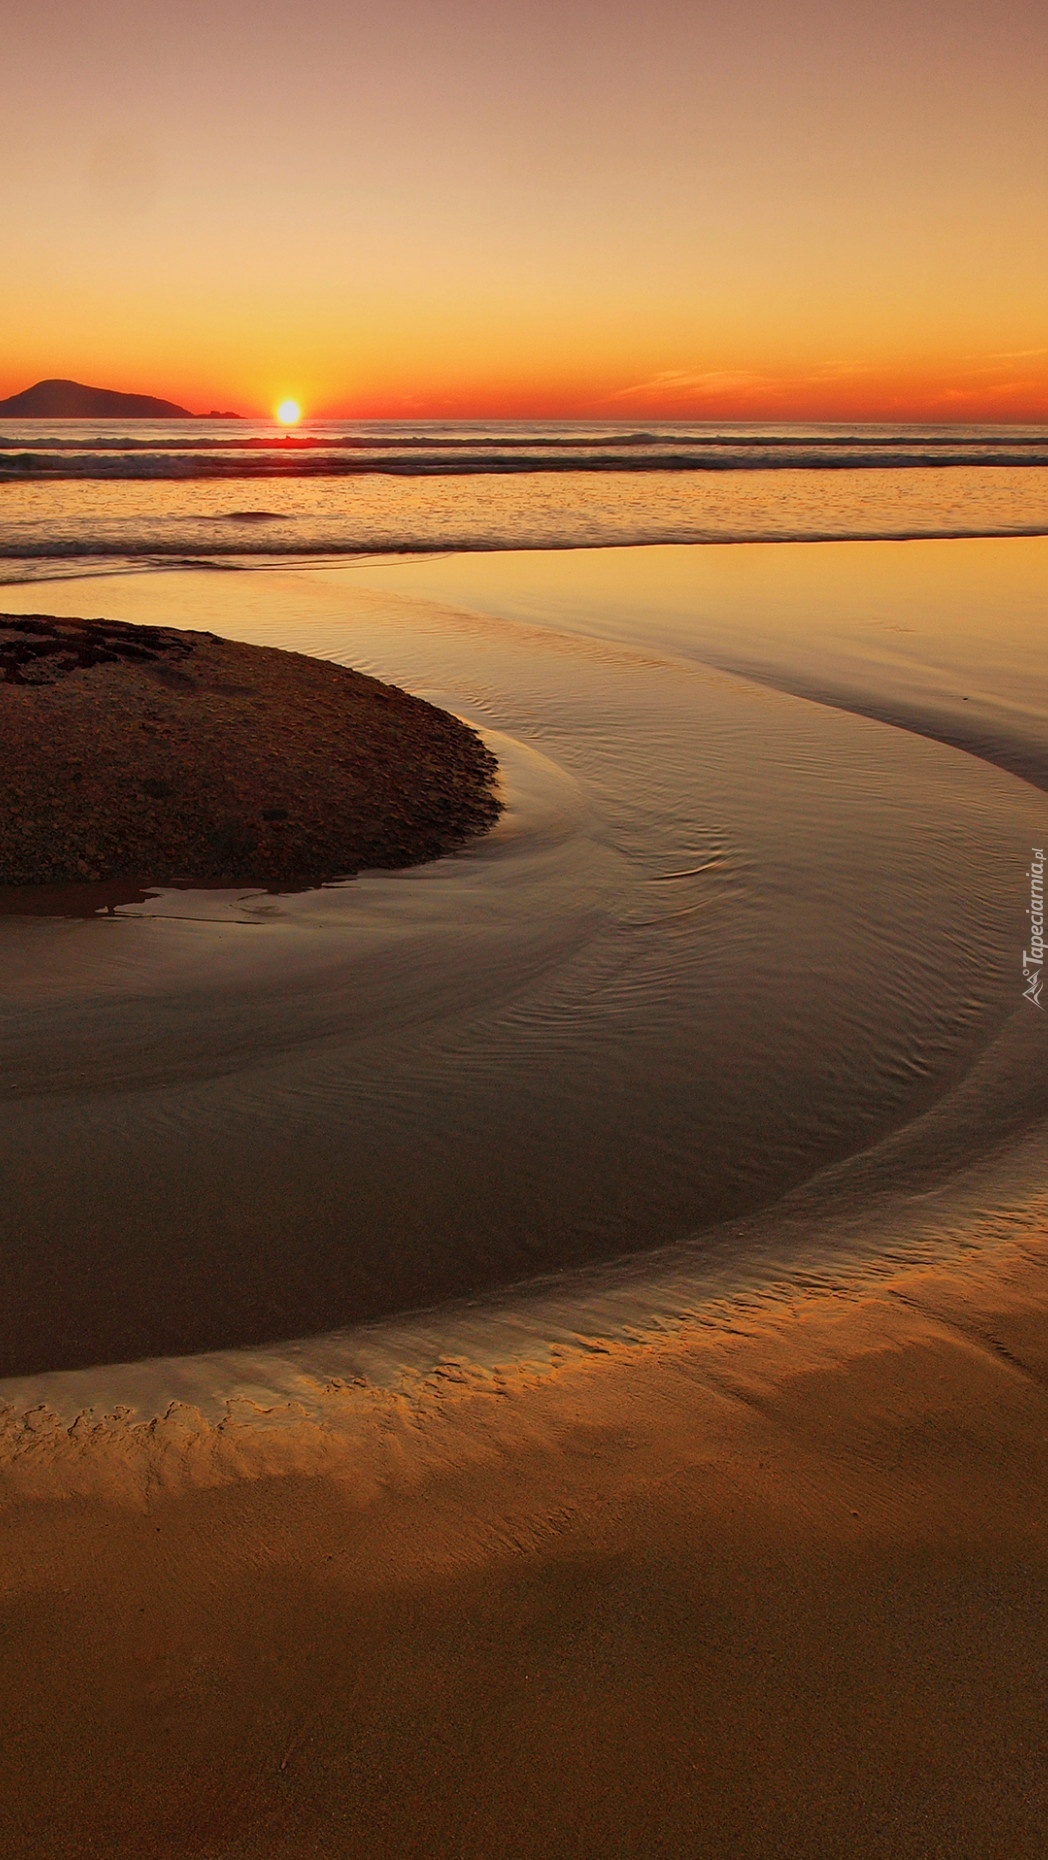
top-left (611, 370), bottom-right (778, 402)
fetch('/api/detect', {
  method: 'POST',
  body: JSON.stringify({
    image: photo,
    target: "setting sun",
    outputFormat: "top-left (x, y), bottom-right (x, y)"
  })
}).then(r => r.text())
top-left (275, 399), bottom-right (301, 425)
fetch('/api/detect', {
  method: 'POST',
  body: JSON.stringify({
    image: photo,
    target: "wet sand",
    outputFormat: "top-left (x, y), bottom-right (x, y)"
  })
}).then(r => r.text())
top-left (3, 550), bottom-right (1045, 1378)
top-left (2, 1236), bottom-right (1048, 1858)
top-left (1, 540), bottom-right (1046, 1854)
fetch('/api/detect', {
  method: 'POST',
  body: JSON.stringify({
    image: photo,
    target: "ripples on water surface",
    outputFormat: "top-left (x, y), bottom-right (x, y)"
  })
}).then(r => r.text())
top-left (0, 529), bottom-right (1046, 1430)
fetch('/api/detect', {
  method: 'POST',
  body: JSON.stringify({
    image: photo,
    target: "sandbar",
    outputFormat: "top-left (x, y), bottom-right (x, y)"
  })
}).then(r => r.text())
top-left (0, 612), bottom-right (500, 892)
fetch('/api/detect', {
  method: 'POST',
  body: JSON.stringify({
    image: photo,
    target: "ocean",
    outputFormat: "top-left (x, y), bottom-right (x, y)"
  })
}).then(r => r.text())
top-left (3, 419), bottom-right (1048, 577)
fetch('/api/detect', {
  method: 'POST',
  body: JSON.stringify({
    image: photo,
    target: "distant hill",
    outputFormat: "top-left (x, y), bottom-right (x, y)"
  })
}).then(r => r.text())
top-left (0, 378), bottom-right (193, 418)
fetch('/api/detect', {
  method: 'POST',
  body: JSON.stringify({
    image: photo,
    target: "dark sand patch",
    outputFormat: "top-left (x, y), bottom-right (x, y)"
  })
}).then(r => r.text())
top-left (0, 613), bottom-right (500, 891)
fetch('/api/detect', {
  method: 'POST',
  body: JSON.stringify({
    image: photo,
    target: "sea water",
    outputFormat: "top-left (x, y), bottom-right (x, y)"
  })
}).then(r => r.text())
top-left (3, 419), bottom-right (1048, 577)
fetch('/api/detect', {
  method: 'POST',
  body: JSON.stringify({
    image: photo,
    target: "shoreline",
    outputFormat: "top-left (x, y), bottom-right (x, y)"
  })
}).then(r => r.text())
top-left (2, 1228), bottom-right (1047, 1855)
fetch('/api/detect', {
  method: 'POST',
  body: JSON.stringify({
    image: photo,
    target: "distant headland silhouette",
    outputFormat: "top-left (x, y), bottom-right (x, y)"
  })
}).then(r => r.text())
top-left (0, 379), bottom-right (241, 418)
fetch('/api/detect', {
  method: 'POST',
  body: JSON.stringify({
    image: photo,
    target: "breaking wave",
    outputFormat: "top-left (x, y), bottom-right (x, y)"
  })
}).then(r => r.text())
top-left (2, 418), bottom-right (1048, 481)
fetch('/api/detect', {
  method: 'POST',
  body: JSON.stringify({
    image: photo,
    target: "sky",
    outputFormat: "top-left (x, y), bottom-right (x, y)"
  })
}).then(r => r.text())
top-left (2, 0), bottom-right (1047, 419)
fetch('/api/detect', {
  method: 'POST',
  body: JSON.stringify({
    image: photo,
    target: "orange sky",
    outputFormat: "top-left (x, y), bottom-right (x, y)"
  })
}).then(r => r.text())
top-left (3, 0), bottom-right (1047, 420)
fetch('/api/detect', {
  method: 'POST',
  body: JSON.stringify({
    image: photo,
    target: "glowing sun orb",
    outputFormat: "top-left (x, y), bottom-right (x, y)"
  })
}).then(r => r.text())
top-left (275, 399), bottom-right (301, 425)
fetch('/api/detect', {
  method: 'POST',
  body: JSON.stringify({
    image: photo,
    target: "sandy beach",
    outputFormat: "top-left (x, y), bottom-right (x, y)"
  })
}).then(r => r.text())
top-left (1, 538), bottom-right (1046, 1855)
top-left (2, 1231), bottom-right (1048, 1858)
